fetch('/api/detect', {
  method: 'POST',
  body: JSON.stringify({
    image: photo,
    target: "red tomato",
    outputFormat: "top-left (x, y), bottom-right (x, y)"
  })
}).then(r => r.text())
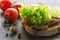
top-left (4, 8), bottom-right (18, 22)
top-left (0, 0), bottom-right (12, 11)
top-left (14, 3), bottom-right (22, 12)
top-left (1, 0), bottom-right (10, 1)
top-left (14, 3), bottom-right (22, 16)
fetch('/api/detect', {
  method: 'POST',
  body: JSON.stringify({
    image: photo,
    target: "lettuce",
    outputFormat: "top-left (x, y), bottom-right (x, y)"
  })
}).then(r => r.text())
top-left (19, 5), bottom-right (52, 25)
top-left (49, 8), bottom-right (60, 18)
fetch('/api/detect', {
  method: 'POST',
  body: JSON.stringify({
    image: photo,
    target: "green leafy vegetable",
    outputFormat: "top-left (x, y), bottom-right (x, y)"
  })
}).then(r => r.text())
top-left (49, 7), bottom-right (60, 18)
top-left (19, 5), bottom-right (52, 25)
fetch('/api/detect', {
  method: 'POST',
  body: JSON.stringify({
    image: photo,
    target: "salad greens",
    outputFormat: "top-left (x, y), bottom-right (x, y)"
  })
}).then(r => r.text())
top-left (49, 8), bottom-right (60, 18)
top-left (19, 5), bottom-right (60, 25)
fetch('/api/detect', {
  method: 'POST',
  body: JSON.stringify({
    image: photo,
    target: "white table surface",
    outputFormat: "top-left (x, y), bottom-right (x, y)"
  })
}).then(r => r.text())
top-left (0, 0), bottom-right (60, 40)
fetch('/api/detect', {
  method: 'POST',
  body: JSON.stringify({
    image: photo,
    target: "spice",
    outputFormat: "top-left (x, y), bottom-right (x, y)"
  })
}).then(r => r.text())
top-left (6, 33), bottom-right (8, 37)
top-left (4, 24), bottom-right (6, 27)
top-left (18, 33), bottom-right (21, 39)
top-left (9, 26), bottom-right (17, 33)
top-left (6, 24), bottom-right (9, 26)
top-left (7, 28), bottom-right (9, 30)
top-left (4, 20), bottom-right (6, 23)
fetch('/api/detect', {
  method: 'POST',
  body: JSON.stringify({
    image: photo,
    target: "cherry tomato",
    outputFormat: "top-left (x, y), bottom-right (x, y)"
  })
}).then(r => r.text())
top-left (0, 0), bottom-right (12, 11)
top-left (14, 3), bottom-right (22, 16)
top-left (14, 3), bottom-right (22, 12)
top-left (1, 0), bottom-right (10, 1)
top-left (4, 8), bottom-right (18, 22)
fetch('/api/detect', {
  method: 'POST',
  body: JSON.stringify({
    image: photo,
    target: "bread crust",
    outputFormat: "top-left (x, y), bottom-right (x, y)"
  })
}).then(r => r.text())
top-left (22, 18), bottom-right (60, 36)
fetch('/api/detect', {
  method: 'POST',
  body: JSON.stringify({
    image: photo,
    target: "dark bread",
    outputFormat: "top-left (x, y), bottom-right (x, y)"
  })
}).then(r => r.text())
top-left (22, 18), bottom-right (60, 36)
top-left (23, 22), bottom-right (60, 36)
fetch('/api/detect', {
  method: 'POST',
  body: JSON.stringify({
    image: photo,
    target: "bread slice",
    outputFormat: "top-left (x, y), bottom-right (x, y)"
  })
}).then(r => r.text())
top-left (23, 22), bottom-right (60, 36)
